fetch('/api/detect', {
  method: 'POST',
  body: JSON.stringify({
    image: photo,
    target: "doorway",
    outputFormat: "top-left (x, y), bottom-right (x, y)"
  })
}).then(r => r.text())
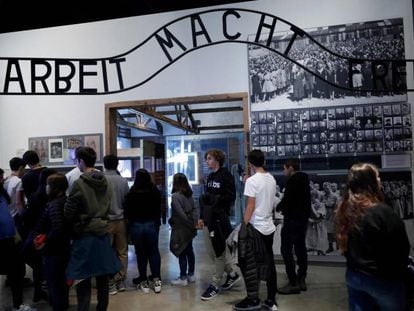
top-left (105, 92), bottom-right (249, 223)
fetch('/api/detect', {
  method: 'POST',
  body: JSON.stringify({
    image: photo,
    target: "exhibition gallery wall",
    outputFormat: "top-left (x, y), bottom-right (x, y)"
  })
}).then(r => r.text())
top-left (0, 0), bottom-right (413, 255)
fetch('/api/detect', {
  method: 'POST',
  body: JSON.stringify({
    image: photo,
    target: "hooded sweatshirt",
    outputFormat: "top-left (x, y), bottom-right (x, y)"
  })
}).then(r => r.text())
top-left (64, 170), bottom-right (111, 236)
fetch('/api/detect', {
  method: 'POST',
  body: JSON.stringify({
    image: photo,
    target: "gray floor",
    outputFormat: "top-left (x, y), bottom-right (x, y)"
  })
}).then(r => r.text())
top-left (0, 225), bottom-right (348, 310)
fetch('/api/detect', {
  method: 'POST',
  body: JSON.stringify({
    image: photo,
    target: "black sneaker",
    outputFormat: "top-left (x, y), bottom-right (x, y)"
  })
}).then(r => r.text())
top-left (233, 297), bottom-right (261, 310)
top-left (222, 272), bottom-right (240, 290)
top-left (262, 299), bottom-right (278, 311)
top-left (298, 277), bottom-right (307, 291)
top-left (201, 284), bottom-right (219, 301)
top-left (277, 283), bottom-right (301, 295)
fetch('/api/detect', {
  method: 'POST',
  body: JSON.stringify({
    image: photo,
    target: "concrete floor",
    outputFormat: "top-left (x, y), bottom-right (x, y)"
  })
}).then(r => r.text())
top-left (1, 225), bottom-right (348, 311)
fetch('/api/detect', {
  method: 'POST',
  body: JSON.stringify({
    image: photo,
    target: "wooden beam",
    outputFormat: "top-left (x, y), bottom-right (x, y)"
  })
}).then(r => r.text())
top-left (159, 106), bottom-right (243, 115)
top-left (198, 124), bottom-right (244, 131)
top-left (117, 117), bottom-right (162, 135)
top-left (138, 107), bottom-right (199, 134)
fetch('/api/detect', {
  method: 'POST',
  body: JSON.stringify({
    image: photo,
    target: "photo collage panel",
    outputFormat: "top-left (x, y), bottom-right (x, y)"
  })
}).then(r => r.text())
top-left (250, 102), bottom-right (412, 157)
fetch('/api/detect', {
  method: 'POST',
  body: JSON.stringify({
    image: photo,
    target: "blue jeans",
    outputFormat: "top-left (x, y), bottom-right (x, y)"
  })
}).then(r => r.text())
top-left (178, 241), bottom-right (195, 278)
top-left (129, 221), bottom-right (161, 280)
top-left (346, 268), bottom-right (406, 311)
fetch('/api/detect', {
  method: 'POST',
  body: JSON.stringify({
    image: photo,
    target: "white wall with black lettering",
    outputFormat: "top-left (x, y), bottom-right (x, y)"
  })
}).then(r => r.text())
top-left (0, 0), bottom-right (413, 167)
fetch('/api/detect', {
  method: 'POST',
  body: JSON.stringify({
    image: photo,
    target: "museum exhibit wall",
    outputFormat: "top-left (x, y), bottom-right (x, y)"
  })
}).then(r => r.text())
top-left (0, 0), bottom-right (412, 167)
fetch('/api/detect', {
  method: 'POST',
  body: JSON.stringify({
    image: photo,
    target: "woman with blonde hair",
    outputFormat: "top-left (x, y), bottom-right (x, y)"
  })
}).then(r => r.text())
top-left (335, 163), bottom-right (409, 310)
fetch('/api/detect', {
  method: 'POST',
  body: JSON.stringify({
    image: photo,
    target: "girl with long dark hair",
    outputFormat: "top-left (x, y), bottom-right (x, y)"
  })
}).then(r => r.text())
top-left (335, 163), bottom-right (409, 310)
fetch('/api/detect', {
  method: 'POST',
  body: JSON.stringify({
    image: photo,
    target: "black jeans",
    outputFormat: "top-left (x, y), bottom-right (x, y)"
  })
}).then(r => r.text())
top-left (76, 275), bottom-right (109, 311)
top-left (0, 238), bottom-right (25, 308)
top-left (44, 255), bottom-right (69, 311)
top-left (178, 240), bottom-right (195, 278)
top-left (280, 219), bottom-right (308, 285)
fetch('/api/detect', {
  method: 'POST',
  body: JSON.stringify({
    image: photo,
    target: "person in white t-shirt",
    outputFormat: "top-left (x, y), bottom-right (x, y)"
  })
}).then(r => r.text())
top-left (234, 149), bottom-right (278, 311)
top-left (4, 157), bottom-right (26, 218)
top-left (65, 166), bottom-right (82, 195)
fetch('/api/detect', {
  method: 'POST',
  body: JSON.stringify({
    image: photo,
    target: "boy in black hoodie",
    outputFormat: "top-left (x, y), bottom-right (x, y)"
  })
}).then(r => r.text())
top-left (199, 149), bottom-right (240, 300)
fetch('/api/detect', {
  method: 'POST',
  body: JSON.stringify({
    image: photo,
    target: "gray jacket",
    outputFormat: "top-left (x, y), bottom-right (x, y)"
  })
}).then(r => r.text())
top-left (104, 170), bottom-right (129, 221)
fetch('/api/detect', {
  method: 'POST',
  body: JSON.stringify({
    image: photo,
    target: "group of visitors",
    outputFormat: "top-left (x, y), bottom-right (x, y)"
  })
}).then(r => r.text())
top-left (0, 146), bottom-right (412, 311)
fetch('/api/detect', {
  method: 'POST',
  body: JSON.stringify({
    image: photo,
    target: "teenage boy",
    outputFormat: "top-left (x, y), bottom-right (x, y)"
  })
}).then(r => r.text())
top-left (199, 148), bottom-right (240, 300)
top-left (234, 149), bottom-right (278, 311)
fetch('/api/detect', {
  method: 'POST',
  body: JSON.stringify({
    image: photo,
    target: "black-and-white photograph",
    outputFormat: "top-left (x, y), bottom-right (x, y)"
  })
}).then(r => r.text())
top-left (249, 18), bottom-right (406, 109)
top-left (274, 171), bottom-right (413, 257)
top-left (49, 139), bottom-right (64, 162)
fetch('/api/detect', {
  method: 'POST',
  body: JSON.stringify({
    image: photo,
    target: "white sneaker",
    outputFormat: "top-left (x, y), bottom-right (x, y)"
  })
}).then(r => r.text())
top-left (109, 283), bottom-right (118, 295)
top-left (187, 275), bottom-right (196, 283)
top-left (153, 279), bottom-right (162, 293)
top-left (138, 281), bottom-right (150, 293)
top-left (13, 304), bottom-right (37, 311)
top-left (118, 280), bottom-right (126, 292)
top-left (171, 277), bottom-right (188, 286)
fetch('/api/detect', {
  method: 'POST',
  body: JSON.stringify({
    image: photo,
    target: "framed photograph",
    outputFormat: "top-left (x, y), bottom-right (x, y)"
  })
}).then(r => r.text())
top-left (260, 135), bottom-right (268, 146)
top-left (277, 134), bottom-right (284, 144)
top-left (48, 138), bottom-right (64, 162)
top-left (366, 142), bottom-right (375, 152)
top-left (318, 109), bottom-right (327, 120)
top-left (373, 105), bottom-right (382, 117)
top-left (277, 123), bottom-right (284, 133)
top-left (260, 124), bottom-right (268, 134)
top-left (338, 143), bottom-right (347, 153)
top-left (384, 117), bottom-right (393, 127)
top-left (328, 120), bottom-right (336, 130)
top-left (345, 107), bottom-right (354, 118)
top-left (347, 142), bottom-right (356, 153)
top-left (404, 139), bottom-right (412, 150)
top-left (335, 108), bottom-right (345, 119)
top-left (337, 132), bottom-right (346, 141)
top-left (302, 122), bottom-right (310, 132)
top-left (28, 138), bottom-right (48, 164)
top-left (393, 140), bottom-right (403, 151)
top-left (312, 144), bottom-right (320, 154)
top-left (251, 135), bottom-right (259, 146)
top-left (374, 130), bottom-right (383, 140)
top-left (356, 142), bottom-right (365, 153)
top-left (310, 110), bottom-right (319, 121)
top-left (302, 144), bottom-right (311, 155)
top-left (285, 134), bottom-right (294, 144)
top-left (355, 107), bottom-right (363, 118)
top-left (364, 130), bottom-right (374, 140)
top-left (328, 132), bottom-right (337, 142)
top-left (276, 112), bottom-right (283, 122)
top-left (259, 112), bottom-right (267, 123)
top-left (374, 118), bottom-right (382, 128)
top-left (383, 105), bottom-right (392, 116)
top-left (328, 144), bottom-right (337, 154)
top-left (328, 109), bottom-right (336, 119)
top-left (267, 112), bottom-right (275, 123)
top-left (311, 133), bottom-right (320, 142)
top-left (375, 142), bottom-right (383, 152)
top-left (251, 124), bottom-right (260, 135)
top-left (356, 130), bottom-right (365, 141)
top-left (392, 103), bottom-right (401, 115)
top-left (277, 146), bottom-right (285, 156)
top-left (384, 129), bottom-right (394, 140)
top-left (403, 116), bottom-right (412, 127)
top-left (284, 111), bottom-right (293, 121)
top-left (401, 103), bottom-right (411, 115)
top-left (285, 123), bottom-right (293, 133)
top-left (363, 106), bottom-right (372, 117)
top-left (393, 116), bottom-right (402, 127)
top-left (268, 135), bottom-right (275, 145)
top-left (347, 131), bottom-right (355, 141)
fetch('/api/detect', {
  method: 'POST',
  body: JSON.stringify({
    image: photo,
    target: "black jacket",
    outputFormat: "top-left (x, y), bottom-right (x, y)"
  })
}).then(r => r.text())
top-left (276, 171), bottom-right (311, 221)
top-left (346, 203), bottom-right (410, 281)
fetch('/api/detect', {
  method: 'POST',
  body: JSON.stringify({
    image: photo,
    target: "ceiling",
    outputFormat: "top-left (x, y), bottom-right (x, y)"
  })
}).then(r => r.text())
top-left (0, 0), bottom-right (254, 34)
